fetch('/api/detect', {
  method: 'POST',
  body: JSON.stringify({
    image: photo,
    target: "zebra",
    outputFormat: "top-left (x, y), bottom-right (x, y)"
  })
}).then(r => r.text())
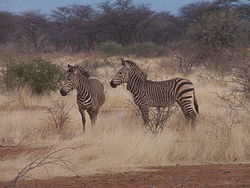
top-left (60, 64), bottom-right (105, 133)
top-left (110, 58), bottom-right (199, 128)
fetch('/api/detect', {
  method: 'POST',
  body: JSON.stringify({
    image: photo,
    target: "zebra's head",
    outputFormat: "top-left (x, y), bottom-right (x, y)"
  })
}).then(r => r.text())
top-left (110, 58), bottom-right (132, 88)
top-left (60, 64), bottom-right (80, 96)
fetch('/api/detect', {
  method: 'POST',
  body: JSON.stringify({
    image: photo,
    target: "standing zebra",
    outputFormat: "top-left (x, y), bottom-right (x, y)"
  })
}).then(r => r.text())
top-left (60, 64), bottom-right (105, 133)
top-left (110, 59), bottom-right (199, 128)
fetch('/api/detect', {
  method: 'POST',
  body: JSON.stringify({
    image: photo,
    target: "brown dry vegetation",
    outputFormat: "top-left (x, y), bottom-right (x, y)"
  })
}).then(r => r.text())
top-left (0, 55), bottom-right (250, 187)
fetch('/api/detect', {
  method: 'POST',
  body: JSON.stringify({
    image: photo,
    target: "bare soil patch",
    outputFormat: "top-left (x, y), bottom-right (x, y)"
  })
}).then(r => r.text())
top-left (1, 164), bottom-right (250, 188)
top-left (0, 146), bottom-right (49, 160)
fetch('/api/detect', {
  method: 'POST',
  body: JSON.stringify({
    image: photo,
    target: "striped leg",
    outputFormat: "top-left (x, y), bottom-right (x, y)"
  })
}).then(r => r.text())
top-left (79, 109), bottom-right (86, 133)
top-left (177, 99), bottom-right (197, 128)
top-left (138, 105), bottom-right (150, 125)
top-left (87, 109), bottom-right (98, 126)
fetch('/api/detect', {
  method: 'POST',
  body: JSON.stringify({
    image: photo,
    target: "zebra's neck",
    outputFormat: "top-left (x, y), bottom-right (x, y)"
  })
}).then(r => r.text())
top-left (127, 74), bottom-right (145, 95)
top-left (75, 75), bottom-right (90, 96)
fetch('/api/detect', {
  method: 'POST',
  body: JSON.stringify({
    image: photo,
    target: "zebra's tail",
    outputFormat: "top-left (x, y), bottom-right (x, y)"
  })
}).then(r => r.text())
top-left (193, 91), bottom-right (199, 114)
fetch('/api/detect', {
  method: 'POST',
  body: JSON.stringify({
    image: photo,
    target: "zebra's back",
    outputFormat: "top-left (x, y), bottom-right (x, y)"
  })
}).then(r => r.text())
top-left (89, 77), bottom-right (105, 107)
top-left (143, 77), bottom-right (194, 107)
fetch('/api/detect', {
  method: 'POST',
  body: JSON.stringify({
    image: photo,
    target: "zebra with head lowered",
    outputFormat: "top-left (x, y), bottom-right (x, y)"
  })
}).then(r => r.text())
top-left (110, 59), bottom-right (199, 128)
top-left (60, 65), bottom-right (105, 133)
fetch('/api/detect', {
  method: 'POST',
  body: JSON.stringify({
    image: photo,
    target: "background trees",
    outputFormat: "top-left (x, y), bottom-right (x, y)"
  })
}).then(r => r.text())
top-left (0, 0), bottom-right (248, 54)
top-left (0, 12), bottom-right (19, 44)
top-left (98, 0), bottom-right (153, 46)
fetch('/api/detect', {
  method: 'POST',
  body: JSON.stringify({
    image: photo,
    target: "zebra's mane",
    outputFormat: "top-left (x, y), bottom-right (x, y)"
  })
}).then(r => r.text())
top-left (77, 65), bottom-right (91, 78)
top-left (126, 60), bottom-right (147, 81)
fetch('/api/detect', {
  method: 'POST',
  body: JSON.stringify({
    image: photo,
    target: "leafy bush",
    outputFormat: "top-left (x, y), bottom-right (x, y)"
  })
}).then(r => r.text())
top-left (187, 9), bottom-right (247, 52)
top-left (2, 57), bottom-right (64, 95)
top-left (99, 42), bottom-right (165, 57)
top-left (127, 43), bottom-right (165, 57)
top-left (99, 42), bottom-right (124, 56)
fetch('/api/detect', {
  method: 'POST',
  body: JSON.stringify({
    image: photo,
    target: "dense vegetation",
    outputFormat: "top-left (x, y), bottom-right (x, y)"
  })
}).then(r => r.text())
top-left (0, 0), bottom-right (248, 53)
top-left (0, 0), bottom-right (249, 95)
top-left (0, 2), bottom-right (250, 180)
top-left (1, 57), bottom-right (64, 94)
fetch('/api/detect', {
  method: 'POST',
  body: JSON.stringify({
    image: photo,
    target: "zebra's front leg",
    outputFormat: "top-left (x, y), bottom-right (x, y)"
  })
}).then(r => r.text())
top-left (138, 105), bottom-right (150, 125)
top-left (79, 109), bottom-right (86, 133)
top-left (87, 109), bottom-right (98, 127)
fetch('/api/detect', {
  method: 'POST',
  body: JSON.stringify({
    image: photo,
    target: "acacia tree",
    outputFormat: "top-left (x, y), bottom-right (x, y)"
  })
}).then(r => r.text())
top-left (0, 0), bottom-right (249, 54)
top-left (98, 0), bottom-right (152, 46)
top-left (180, 1), bottom-right (216, 23)
top-left (16, 11), bottom-right (49, 52)
top-left (142, 12), bottom-right (183, 45)
top-left (50, 5), bottom-right (98, 51)
top-left (0, 12), bottom-right (20, 44)
top-left (186, 8), bottom-right (247, 68)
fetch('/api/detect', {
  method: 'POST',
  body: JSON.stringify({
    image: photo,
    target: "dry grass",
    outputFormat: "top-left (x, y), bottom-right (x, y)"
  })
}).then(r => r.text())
top-left (0, 56), bottom-right (249, 182)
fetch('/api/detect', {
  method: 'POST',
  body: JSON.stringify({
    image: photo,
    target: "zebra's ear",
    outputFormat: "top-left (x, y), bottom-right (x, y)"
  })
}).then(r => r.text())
top-left (121, 58), bottom-right (126, 66)
top-left (68, 64), bottom-right (77, 73)
top-left (68, 64), bottom-right (73, 71)
top-left (121, 58), bottom-right (131, 68)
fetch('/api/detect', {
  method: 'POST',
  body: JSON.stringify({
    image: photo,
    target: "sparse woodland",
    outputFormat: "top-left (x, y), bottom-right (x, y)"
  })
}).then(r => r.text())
top-left (0, 0), bottom-right (249, 186)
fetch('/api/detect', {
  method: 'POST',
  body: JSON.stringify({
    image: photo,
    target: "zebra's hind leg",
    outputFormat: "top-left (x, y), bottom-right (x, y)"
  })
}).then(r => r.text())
top-left (185, 113), bottom-right (197, 129)
top-left (79, 109), bottom-right (86, 133)
top-left (177, 100), bottom-right (196, 129)
top-left (182, 111), bottom-right (197, 129)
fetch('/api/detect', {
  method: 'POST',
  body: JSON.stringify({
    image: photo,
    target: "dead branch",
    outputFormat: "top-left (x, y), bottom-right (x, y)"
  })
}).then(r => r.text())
top-left (205, 89), bottom-right (249, 144)
top-left (231, 62), bottom-right (250, 99)
top-left (40, 99), bottom-right (74, 134)
top-left (125, 99), bottom-right (179, 135)
top-left (148, 105), bottom-right (179, 135)
top-left (7, 147), bottom-right (76, 188)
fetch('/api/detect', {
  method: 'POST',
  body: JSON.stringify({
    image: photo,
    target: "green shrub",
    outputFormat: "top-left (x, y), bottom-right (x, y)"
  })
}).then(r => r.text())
top-left (127, 42), bottom-right (165, 57)
top-left (2, 57), bottom-right (64, 95)
top-left (99, 42), bottom-right (165, 57)
top-left (187, 9), bottom-right (247, 58)
top-left (99, 42), bottom-right (124, 55)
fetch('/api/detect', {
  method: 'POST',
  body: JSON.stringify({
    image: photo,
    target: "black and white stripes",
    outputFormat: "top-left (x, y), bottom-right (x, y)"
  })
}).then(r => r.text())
top-left (110, 59), bottom-right (199, 127)
top-left (60, 64), bottom-right (105, 133)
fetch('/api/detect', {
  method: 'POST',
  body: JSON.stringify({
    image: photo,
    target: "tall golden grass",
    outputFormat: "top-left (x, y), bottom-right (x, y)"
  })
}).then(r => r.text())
top-left (0, 56), bottom-right (249, 181)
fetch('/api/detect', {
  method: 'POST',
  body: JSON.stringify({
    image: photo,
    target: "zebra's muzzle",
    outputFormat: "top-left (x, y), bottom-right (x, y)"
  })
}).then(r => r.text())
top-left (60, 89), bottom-right (68, 96)
top-left (110, 81), bottom-right (117, 88)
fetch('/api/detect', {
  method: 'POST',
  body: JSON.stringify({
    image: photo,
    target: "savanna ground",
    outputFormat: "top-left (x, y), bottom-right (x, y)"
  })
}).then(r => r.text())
top-left (0, 54), bottom-right (250, 187)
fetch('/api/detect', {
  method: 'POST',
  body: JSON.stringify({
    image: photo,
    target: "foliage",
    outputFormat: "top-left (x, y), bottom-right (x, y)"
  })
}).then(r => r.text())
top-left (128, 43), bottom-right (165, 57)
top-left (100, 42), bottom-right (165, 57)
top-left (1, 57), bottom-right (64, 95)
top-left (99, 42), bottom-right (124, 56)
top-left (143, 12), bottom-right (184, 44)
top-left (18, 11), bottom-right (49, 52)
top-left (187, 9), bottom-right (248, 61)
top-left (0, 12), bottom-right (19, 44)
top-left (98, 0), bottom-right (153, 46)
top-left (0, 0), bottom-right (249, 58)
